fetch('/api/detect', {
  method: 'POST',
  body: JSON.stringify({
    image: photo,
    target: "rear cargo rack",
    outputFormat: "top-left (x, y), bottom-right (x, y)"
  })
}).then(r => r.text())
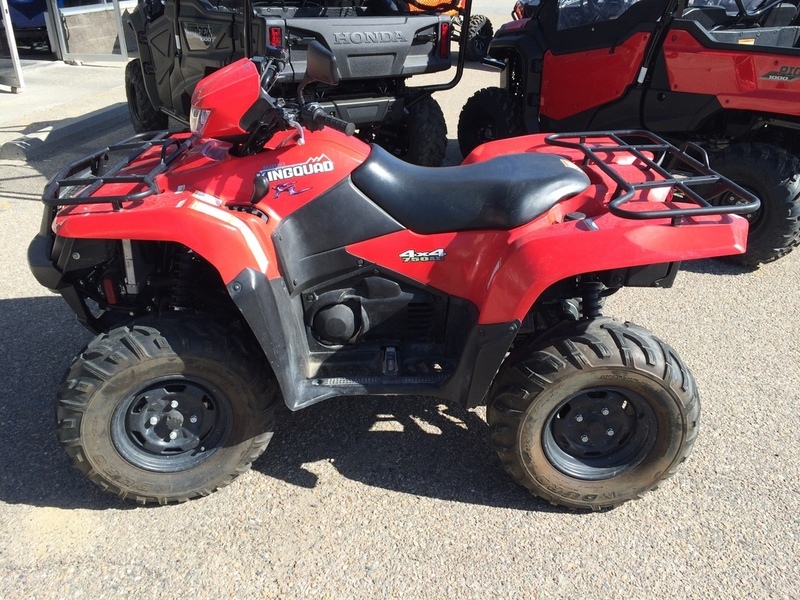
top-left (545, 130), bottom-right (760, 225)
top-left (42, 132), bottom-right (195, 211)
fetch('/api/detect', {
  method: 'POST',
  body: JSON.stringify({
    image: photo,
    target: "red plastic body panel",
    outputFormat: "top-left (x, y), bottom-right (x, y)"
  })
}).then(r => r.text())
top-left (190, 58), bottom-right (261, 139)
top-left (662, 30), bottom-right (800, 116)
top-left (52, 132), bottom-right (749, 325)
top-left (351, 135), bottom-right (748, 324)
top-left (540, 33), bottom-right (651, 121)
top-left (52, 129), bottom-right (371, 283)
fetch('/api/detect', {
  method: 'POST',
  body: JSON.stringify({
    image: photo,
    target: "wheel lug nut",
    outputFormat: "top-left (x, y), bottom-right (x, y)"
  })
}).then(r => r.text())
top-left (190, 415), bottom-right (198, 424)
top-left (580, 434), bottom-right (589, 443)
top-left (149, 416), bottom-right (159, 426)
top-left (575, 414), bottom-right (584, 422)
top-left (601, 407), bottom-right (609, 416)
top-left (606, 428), bottom-right (615, 436)
top-left (170, 400), bottom-right (179, 409)
top-left (169, 431), bottom-right (178, 440)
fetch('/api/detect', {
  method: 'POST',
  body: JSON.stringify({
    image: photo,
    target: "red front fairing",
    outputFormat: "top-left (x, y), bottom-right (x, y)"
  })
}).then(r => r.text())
top-left (52, 129), bottom-right (371, 283)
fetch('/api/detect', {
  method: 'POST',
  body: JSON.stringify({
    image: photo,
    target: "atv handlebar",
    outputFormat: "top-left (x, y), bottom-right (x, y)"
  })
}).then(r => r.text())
top-left (302, 104), bottom-right (356, 137)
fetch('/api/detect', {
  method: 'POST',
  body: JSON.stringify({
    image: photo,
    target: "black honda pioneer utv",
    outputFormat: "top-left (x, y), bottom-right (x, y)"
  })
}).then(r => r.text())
top-left (457, 0), bottom-right (800, 265)
top-left (125, 0), bottom-right (487, 166)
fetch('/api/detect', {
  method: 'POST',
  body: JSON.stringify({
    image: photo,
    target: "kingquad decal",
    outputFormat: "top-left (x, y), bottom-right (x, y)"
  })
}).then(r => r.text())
top-left (761, 65), bottom-right (800, 82)
top-left (182, 23), bottom-right (219, 51)
top-left (399, 249), bottom-right (446, 263)
top-left (273, 182), bottom-right (311, 198)
top-left (259, 155), bottom-right (335, 183)
top-left (332, 31), bottom-right (407, 45)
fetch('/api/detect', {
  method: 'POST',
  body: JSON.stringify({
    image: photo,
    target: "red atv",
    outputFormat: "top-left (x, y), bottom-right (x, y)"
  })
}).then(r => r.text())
top-left (458, 0), bottom-right (800, 266)
top-left (29, 43), bottom-right (757, 509)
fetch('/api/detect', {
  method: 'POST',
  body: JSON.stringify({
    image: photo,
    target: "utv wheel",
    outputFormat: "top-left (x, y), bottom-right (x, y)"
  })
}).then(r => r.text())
top-left (457, 87), bottom-right (524, 158)
top-left (56, 318), bottom-right (278, 504)
top-left (363, 95), bottom-right (447, 166)
top-left (125, 59), bottom-right (168, 133)
top-left (464, 15), bottom-right (494, 61)
top-left (487, 318), bottom-right (700, 510)
top-left (711, 143), bottom-right (800, 266)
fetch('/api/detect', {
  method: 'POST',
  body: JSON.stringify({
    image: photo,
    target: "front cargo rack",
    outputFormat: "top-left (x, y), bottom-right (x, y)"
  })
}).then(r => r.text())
top-left (545, 130), bottom-right (761, 225)
top-left (42, 131), bottom-right (195, 211)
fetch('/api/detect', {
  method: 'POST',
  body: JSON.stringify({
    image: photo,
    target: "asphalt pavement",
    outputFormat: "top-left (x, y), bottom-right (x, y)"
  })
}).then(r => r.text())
top-left (0, 2), bottom-right (798, 597)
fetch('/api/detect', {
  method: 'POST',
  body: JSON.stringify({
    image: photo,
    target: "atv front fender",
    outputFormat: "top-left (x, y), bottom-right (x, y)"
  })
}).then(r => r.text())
top-left (52, 193), bottom-right (280, 284)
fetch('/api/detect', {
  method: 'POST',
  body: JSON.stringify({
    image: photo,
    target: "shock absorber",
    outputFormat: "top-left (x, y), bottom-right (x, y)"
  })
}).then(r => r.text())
top-left (171, 247), bottom-right (198, 310)
top-left (581, 281), bottom-right (605, 320)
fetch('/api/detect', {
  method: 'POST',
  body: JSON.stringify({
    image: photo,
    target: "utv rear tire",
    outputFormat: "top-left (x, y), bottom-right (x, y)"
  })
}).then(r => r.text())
top-left (711, 143), bottom-right (800, 266)
top-left (464, 15), bottom-right (494, 61)
top-left (458, 87), bottom-right (524, 158)
top-left (487, 318), bottom-right (700, 511)
top-left (56, 318), bottom-right (278, 504)
top-left (125, 59), bottom-right (168, 133)
top-left (364, 95), bottom-right (447, 166)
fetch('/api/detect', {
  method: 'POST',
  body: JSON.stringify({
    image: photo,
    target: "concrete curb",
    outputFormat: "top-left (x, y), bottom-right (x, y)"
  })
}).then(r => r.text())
top-left (0, 102), bottom-right (129, 161)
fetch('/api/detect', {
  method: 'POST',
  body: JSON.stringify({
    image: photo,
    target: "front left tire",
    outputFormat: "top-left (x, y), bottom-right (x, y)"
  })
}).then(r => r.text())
top-left (56, 318), bottom-right (278, 504)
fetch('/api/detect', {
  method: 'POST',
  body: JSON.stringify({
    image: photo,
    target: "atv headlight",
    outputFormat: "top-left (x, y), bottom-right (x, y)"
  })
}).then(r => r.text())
top-left (189, 107), bottom-right (211, 136)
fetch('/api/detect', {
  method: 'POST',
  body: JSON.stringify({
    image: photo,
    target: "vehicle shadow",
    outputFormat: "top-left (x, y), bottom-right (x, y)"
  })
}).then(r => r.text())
top-left (680, 257), bottom-right (756, 276)
top-left (1, 295), bottom-right (562, 512)
top-left (255, 397), bottom-right (561, 513)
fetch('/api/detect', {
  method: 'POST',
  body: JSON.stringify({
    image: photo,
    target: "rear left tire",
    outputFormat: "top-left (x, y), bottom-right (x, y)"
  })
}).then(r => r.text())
top-left (362, 94), bottom-right (447, 166)
top-left (487, 318), bottom-right (700, 510)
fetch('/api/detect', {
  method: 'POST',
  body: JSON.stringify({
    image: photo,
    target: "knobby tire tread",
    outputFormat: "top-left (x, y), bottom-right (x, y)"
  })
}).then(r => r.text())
top-left (56, 318), bottom-right (278, 505)
top-left (487, 318), bottom-right (700, 510)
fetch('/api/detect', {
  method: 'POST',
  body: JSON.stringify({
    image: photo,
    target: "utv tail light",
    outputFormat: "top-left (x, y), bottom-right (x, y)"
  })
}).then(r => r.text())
top-left (439, 21), bottom-right (451, 59)
top-left (269, 26), bottom-right (283, 47)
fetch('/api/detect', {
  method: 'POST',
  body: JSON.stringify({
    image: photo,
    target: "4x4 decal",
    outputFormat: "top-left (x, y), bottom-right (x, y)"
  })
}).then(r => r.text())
top-left (399, 249), bottom-right (446, 263)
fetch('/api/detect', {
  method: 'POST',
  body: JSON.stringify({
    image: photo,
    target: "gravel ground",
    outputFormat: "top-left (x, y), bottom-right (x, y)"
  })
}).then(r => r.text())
top-left (1, 3), bottom-right (798, 597)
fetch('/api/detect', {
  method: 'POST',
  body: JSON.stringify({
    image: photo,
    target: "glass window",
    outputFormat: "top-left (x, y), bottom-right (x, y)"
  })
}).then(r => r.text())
top-left (556, 0), bottom-right (637, 30)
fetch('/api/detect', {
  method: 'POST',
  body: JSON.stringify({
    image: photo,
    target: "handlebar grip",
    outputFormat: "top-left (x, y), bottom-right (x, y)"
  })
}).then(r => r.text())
top-left (308, 105), bottom-right (356, 136)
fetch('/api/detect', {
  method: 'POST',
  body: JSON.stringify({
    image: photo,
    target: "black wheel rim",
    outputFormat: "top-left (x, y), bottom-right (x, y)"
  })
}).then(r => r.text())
top-left (111, 376), bottom-right (233, 472)
top-left (474, 117), bottom-right (497, 146)
top-left (542, 386), bottom-right (657, 480)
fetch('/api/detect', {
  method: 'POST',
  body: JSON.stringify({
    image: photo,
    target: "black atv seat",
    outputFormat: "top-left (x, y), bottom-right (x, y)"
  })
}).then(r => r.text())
top-left (350, 144), bottom-right (591, 234)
